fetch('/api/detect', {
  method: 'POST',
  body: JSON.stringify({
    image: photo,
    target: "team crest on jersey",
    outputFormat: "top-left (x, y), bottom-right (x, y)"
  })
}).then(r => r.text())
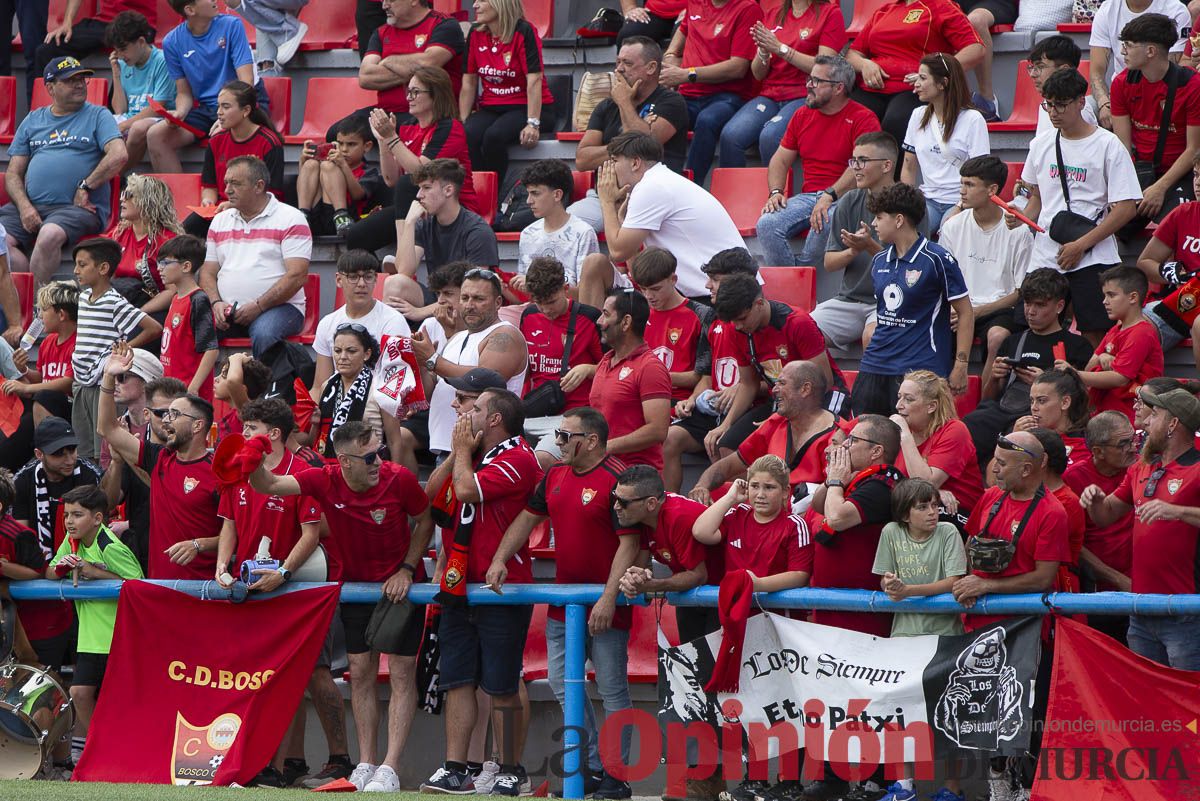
top-left (217, 36), bottom-right (226, 48)
top-left (1180, 293), bottom-right (1197, 312)
top-left (183, 476), bottom-right (199, 494)
top-left (903, 9), bottom-right (923, 23)
top-left (668, 327), bottom-right (682, 345)
top-left (371, 508), bottom-right (387, 524)
top-left (1105, 343), bottom-right (1114, 353)
top-left (581, 487), bottom-right (596, 505)
top-left (776, 345), bottom-right (788, 360)
top-left (798, 28), bottom-right (810, 39)
top-left (714, 23), bottom-right (724, 35)
top-left (619, 367), bottom-right (632, 380)
top-left (713, 324), bottom-right (723, 334)
top-left (1168, 479), bottom-right (1182, 495)
top-left (444, 566), bottom-right (463, 588)
top-left (905, 269), bottom-right (921, 287)
top-left (172, 313), bottom-right (182, 328)
top-left (659, 549), bottom-right (672, 563)
top-left (503, 51), bottom-right (512, 65)
top-left (415, 34), bottom-right (427, 47)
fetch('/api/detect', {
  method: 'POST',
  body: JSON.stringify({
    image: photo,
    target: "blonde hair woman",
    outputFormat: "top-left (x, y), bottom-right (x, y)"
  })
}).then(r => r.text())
top-left (104, 174), bottom-right (183, 313)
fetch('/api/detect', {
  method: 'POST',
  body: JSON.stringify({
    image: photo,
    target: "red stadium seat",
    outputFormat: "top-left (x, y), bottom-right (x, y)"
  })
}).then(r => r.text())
top-left (215, 0), bottom-right (256, 44)
top-left (146, 173), bottom-right (201, 221)
top-left (431, 0), bottom-right (467, 20)
top-left (155, 0), bottom-right (177, 42)
top-left (285, 78), bottom-right (376, 144)
top-left (556, 131), bottom-right (585, 142)
top-left (31, 77), bottom-right (110, 110)
top-left (219, 273), bottom-right (321, 347)
top-left (1000, 162), bottom-right (1023, 203)
top-left (572, 170), bottom-right (594, 204)
top-left (626, 604), bottom-right (677, 682)
top-left (709, 168), bottom-right (791, 236)
top-left (524, 0), bottom-right (553, 38)
top-left (298, 0), bottom-right (358, 49)
top-left (473, 171), bottom-right (499, 226)
top-left (0, 77), bottom-right (15, 144)
top-left (0, 173), bottom-right (7, 206)
top-left (1056, 23), bottom-right (1092, 33)
top-left (105, 175), bottom-right (122, 228)
top-left (760, 266), bottom-right (817, 312)
top-left (11, 273), bottom-right (35, 332)
top-left (262, 76), bottom-right (292, 136)
top-left (954, 375), bottom-right (981, 419)
top-left (529, 519), bottom-right (554, 559)
top-left (843, 370), bottom-right (857, 392)
top-left (846, 0), bottom-right (888, 39)
top-left (989, 60), bottom-right (1090, 133)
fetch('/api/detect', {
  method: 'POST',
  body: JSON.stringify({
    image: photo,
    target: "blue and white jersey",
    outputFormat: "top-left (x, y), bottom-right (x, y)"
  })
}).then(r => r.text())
top-left (860, 235), bottom-right (969, 376)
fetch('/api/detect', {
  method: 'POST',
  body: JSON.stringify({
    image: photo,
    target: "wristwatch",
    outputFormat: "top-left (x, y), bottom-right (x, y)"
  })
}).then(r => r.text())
top-left (277, 567), bottom-right (292, 581)
top-left (822, 186), bottom-right (838, 201)
top-left (824, 479), bottom-right (845, 488)
top-left (526, 117), bottom-right (541, 128)
top-left (687, 68), bottom-right (698, 83)
top-left (77, 179), bottom-right (91, 192)
top-left (424, 355), bottom-right (438, 371)
top-left (778, 44), bottom-right (790, 57)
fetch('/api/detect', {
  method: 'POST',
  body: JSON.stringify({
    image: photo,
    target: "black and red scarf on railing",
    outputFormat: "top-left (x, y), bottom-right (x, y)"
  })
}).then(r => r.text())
top-left (435, 436), bottom-right (525, 607)
top-left (814, 463), bottom-right (905, 545)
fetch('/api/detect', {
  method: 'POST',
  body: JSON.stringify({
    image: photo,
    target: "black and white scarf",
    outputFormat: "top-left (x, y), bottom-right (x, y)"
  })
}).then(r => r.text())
top-left (318, 366), bottom-right (374, 457)
top-left (33, 461), bottom-right (81, 559)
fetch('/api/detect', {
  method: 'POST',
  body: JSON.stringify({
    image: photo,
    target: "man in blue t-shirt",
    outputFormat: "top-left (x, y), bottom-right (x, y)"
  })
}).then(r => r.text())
top-left (1, 57), bottom-right (127, 290)
top-left (145, 0), bottom-right (260, 173)
top-left (851, 183), bottom-right (974, 417)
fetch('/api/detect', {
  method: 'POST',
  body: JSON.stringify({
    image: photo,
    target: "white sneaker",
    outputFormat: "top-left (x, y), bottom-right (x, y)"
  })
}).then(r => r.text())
top-left (475, 761), bottom-right (501, 794)
top-left (350, 762), bottom-right (378, 791)
top-left (275, 20), bottom-right (308, 65)
top-left (365, 764), bottom-right (401, 792)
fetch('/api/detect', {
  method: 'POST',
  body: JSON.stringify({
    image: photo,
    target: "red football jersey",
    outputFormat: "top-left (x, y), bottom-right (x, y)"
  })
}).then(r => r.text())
top-left (218, 450), bottom-right (322, 576)
top-left (645, 299), bottom-right (713, 403)
top-left (719, 504), bottom-right (813, 577)
top-left (707, 320), bottom-right (744, 392)
top-left (138, 442), bottom-right (222, 580)
top-left (895, 420), bottom-right (983, 513)
top-left (396, 118), bottom-right (481, 215)
top-left (641, 493), bottom-right (724, 584)
top-left (466, 20), bottom-right (554, 107)
top-left (734, 302), bottom-right (845, 387)
top-left (678, 0), bottom-right (762, 99)
top-left (1087, 320), bottom-right (1164, 422)
top-left (852, 0), bottom-right (980, 94)
top-left (1063, 457), bottom-right (1132, 589)
top-left (521, 301), bottom-right (603, 410)
top-left (589, 344), bottom-right (674, 469)
top-left (37, 332), bottom-right (75, 383)
top-left (1113, 449), bottom-right (1200, 595)
top-left (367, 12), bottom-right (464, 113)
top-left (757, 0), bottom-right (846, 101)
top-left (464, 438), bottom-right (543, 583)
top-left (161, 289), bottom-right (215, 402)
top-left (738, 414), bottom-right (837, 488)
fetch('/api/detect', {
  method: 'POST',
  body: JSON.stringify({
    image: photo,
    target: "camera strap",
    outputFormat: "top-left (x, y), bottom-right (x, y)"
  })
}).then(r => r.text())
top-left (980, 483), bottom-right (1046, 554)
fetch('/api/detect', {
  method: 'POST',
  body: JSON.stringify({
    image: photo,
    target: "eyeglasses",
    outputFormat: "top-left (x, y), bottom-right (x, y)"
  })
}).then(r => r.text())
top-left (1025, 62), bottom-right (1049, 75)
top-left (162, 408), bottom-right (201, 423)
top-left (1119, 41), bottom-right (1148, 52)
top-left (406, 88), bottom-right (431, 98)
top-left (1039, 99), bottom-right (1078, 113)
top-left (339, 272), bottom-right (375, 285)
top-left (343, 447), bottom-right (387, 466)
top-left (1099, 437), bottom-right (1136, 450)
top-left (454, 391), bottom-right (480, 405)
top-left (148, 407), bottom-right (171, 419)
top-left (554, 429), bottom-right (587, 443)
top-left (847, 157), bottom-right (889, 169)
top-left (611, 492), bottom-right (656, 509)
top-left (336, 322), bottom-right (370, 335)
top-left (997, 434), bottom-right (1041, 459)
top-left (805, 76), bottom-right (841, 88)
top-left (158, 259), bottom-right (181, 268)
top-left (845, 433), bottom-right (881, 448)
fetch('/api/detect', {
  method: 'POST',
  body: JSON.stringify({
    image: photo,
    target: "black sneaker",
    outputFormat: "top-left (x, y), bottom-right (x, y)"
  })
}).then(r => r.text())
top-left (592, 773), bottom-right (632, 799)
top-left (421, 766), bottom-right (477, 794)
top-left (301, 758), bottom-right (354, 789)
top-left (839, 781), bottom-right (886, 801)
top-left (756, 780), bottom-right (807, 801)
top-left (249, 766), bottom-right (286, 788)
top-left (281, 758), bottom-right (309, 786)
top-left (333, 210), bottom-right (355, 235)
top-left (721, 779), bottom-right (772, 801)
top-left (552, 769), bottom-right (603, 798)
top-left (800, 779), bottom-right (849, 800)
top-left (491, 768), bottom-right (532, 796)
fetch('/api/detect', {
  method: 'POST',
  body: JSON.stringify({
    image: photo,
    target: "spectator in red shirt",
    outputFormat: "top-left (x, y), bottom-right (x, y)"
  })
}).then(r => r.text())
top-left (719, 0), bottom-right (847, 169)
top-left (296, 116), bottom-right (387, 237)
top-left (486, 407), bottom-right (640, 799)
top-left (659, 0), bottom-right (763, 184)
top-left (1110, 14), bottom-right (1200, 232)
top-left (755, 55), bottom-right (881, 268)
top-left (1008, 369), bottom-right (1093, 472)
top-left (1080, 387), bottom-right (1200, 669)
top-left (846, 0), bottom-right (982, 171)
top-left (630, 248), bottom-right (713, 407)
top-left (460, 0), bottom-right (556, 186)
top-left (892, 370), bottom-right (983, 523)
top-left (615, 0), bottom-right (683, 48)
top-left (1060, 267), bottom-right (1164, 424)
top-left (357, 0), bottom-right (464, 119)
top-left (1029, 427), bottom-right (1087, 586)
top-left (3, 281), bottom-right (77, 401)
top-left (589, 289), bottom-right (672, 470)
top-left (518, 257), bottom-right (602, 470)
top-left (104, 174), bottom-right (182, 315)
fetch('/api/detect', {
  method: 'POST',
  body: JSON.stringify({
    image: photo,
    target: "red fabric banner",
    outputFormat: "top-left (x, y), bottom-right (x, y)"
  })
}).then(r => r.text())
top-left (1032, 618), bottom-right (1200, 800)
top-left (73, 581), bottom-right (339, 785)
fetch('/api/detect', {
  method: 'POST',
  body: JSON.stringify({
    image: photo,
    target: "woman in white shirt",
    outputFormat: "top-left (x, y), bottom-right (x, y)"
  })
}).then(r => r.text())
top-left (901, 53), bottom-right (990, 234)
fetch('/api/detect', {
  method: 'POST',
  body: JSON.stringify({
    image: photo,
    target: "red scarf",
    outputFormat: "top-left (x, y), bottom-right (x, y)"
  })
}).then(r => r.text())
top-left (705, 569), bottom-right (755, 693)
top-left (814, 464), bottom-right (904, 545)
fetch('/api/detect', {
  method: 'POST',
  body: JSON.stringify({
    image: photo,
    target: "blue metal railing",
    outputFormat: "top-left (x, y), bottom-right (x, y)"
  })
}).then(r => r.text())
top-left (9, 579), bottom-right (1197, 797)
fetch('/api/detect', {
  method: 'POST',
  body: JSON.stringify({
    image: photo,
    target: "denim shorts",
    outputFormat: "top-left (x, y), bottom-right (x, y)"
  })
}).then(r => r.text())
top-left (437, 604), bottom-right (532, 696)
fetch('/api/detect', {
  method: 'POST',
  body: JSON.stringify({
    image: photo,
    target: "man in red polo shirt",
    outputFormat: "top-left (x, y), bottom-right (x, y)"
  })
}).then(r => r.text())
top-left (1080, 387), bottom-right (1200, 669)
top-left (359, 0), bottom-right (464, 118)
top-left (632, 248), bottom-right (714, 406)
top-left (589, 289), bottom-right (673, 470)
top-left (486, 407), bottom-right (639, 799)
top-left (250, 419), bottom-right (432, 792)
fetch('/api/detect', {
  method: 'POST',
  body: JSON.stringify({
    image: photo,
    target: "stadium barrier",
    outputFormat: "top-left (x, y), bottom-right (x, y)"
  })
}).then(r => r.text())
top-left (9, 580), bottom-right (1197, 797)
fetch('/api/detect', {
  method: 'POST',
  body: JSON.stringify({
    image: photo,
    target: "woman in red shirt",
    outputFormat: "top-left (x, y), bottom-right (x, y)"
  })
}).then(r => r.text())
top-left (105, 174), bottom-right (182, 318)
top-left (846, 0), bottom-right (983, 173)
top-left (1010, 368), bottom-right (1093, 471)
top-left (892, 370), bottom-right (984, 521)
top-left (718, 0), bottom-right (846, 167)
top-left (460, 0), bottom-right (555, 185)
top-left (345, 66), bottom-right (481, 253)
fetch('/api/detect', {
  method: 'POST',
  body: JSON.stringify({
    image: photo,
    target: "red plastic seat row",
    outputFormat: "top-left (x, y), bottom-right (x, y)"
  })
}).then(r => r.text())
top-left (989, 60), bottom-right (1091, 133)
top-left (760, 265), bottom-right (816, 312)
top-left (524, 602), bottom-right (678, 684)
top-left (219, 272), bottom-right (322, 347)
top-left (709, 167), bottom-right (792, 236)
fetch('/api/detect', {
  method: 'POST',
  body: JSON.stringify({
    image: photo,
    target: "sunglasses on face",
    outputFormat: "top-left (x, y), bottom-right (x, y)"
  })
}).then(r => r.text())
top-left (344, 447), bottom-right (387, 466)
top-left (148, 407), bottom-right (171, 419)
top-left (554, 429), bottom-right (587, 443)
top-left (611, 492), bottom-right (655, 509)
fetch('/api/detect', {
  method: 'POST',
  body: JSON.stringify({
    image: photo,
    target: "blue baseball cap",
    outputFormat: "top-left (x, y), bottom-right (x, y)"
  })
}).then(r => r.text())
top-left (44, 56), bottom-right (94, 84)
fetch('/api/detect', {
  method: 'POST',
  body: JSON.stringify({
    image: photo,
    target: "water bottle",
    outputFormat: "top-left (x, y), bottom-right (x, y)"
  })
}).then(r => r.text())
top-left (19, 317), bottom-right (43, 352)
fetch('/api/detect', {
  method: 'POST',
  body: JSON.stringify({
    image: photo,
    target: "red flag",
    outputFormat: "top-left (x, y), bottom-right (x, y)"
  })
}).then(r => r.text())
top-left (73, 581), bottom-right (338, 785)
top-left (1031, 618), bottom-right (1200, 800)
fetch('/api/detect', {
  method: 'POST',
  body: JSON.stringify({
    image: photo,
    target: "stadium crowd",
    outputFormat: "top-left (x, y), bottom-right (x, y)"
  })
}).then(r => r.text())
top-left (2, 0), bottom-right (1200, 799)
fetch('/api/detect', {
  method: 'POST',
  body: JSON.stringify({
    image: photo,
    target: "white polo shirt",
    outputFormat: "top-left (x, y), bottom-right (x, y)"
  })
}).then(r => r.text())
top-left (206, 194), bottom-right (312, 314)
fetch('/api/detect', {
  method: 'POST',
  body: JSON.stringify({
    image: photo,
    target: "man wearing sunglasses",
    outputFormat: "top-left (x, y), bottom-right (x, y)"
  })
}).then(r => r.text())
top-left (1080, 387), bottom-right (1200, 669)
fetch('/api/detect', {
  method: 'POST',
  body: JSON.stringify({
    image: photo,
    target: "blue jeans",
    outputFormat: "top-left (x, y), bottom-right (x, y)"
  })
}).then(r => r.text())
top-left (755, 191), bottom-right (836, 267)
top-left (718, 96), bottom-right (805, 169)
top-left (235, 0), bottom-right (309, 60)
top-left (1143, 302), bottom-right (1190, 351)
top-left (685, 92), bottom-right (745, 186)
top-left (1127, 614), bottom-right (1200, 670)
top-left (925, 198), bottom-right (956, 236)
top-left (545, 616), bottom-right (632, 773)
top-left (225, 302), bottom-right (304, 358)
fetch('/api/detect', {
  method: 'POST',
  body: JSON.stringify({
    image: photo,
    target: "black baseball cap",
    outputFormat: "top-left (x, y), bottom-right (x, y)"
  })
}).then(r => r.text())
top-left (44, 56), bottom-right (94, 83)
top-left (445, 368), bottom-right (507, 393)
top-left (35, 417), bottom-right (79, 454)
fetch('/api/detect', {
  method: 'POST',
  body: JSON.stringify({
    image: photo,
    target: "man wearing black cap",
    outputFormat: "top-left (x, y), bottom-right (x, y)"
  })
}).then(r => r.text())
top-left (1, 56), bottom-right (128, 287)
top-left (1081, 386), bottom-right (1200, 669)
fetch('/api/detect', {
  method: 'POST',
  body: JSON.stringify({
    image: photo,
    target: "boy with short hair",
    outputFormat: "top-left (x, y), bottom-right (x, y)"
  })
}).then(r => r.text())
top-left (71, 238), bottom-right (163, 461)
top-left (106, 11), bottom-right (176, 167)
top-left (3, 281), bottom-right (79, 399)
top-left (158, 234), bottom-right (219, 401)
top-left (1060, 266), bottom-right (1164, 422)
top-left (297, 116), bottom-right (386, 236)
top-left (630, 247), bottom-right (712, 407)
top-left (47, 484), bottom-right (143, 765)
top-left (1029, 35), bottom-right (1099, 138)
top-left (939, 155), bottom-right (1033, 380)
top-left (515, 160), bottom-right (599, 290)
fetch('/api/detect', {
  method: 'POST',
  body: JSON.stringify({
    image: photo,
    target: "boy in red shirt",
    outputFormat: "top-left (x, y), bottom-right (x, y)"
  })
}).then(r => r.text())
top-left (3, 281), bottom-right (78, 400)
top-left (157, 235), bottom-right (219, 402)
top-left (1057, 266), bottom-right (1163, 423)
top-left (631, 248), bottom-right (714, 406)
top-left (296, 116), bottom-right (386, 236)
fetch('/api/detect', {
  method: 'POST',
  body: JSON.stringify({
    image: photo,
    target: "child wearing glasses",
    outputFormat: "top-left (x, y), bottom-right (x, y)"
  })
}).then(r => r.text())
top-left (157, 234), bottom-right (219, 401)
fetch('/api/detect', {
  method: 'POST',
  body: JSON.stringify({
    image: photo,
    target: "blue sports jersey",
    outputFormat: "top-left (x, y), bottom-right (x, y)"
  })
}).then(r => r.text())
top-left (163, 15), bottom-right (254, 109)
top-left (118, 46), bottom-right (176, 115)
top-left (859, 235), bottom-right (969, 376)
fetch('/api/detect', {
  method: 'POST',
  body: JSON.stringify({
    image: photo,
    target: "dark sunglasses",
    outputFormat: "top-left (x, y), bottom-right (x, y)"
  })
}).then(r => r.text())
top-left (997, 434), bottom-right (1041, 459)
top-left (336, 322), bottom-right (370, 335)
top-left (148, 407), bottom-right (171, 419)
top-left (611, 491), bottom-right (656, 509)
top-left (343, 447), bottom-right (387, 466)
top-left (1144, 464), bottom-right (1168, 498)
top-left (554, 429), bottom-right (587, 443)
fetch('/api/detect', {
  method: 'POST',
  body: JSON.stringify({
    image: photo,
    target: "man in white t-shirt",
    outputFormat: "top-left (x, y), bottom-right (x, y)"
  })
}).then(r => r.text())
top-left (201, 156), bottom-right (311, 358)
top-left (1030, 36), bottom-right (1100, 139)
top-left (939, 155), bottom-right (1033, 381)
top-left (1008, 69), bottom-right (1141, 345)
top-left (1089, 0), bottom-right (1191, 128)
top-left (312, 250), bottom-right (412, 395)
top-left (576, 131), bottom-right (745, 308)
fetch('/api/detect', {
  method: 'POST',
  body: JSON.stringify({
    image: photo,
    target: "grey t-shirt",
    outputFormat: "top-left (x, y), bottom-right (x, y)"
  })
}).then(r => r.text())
top-left (825, 186), bottom-right (929, 305)
top-left (872, 521), bottom-right (967, 637)
top-left (415, 207), bottom-right (499, 270)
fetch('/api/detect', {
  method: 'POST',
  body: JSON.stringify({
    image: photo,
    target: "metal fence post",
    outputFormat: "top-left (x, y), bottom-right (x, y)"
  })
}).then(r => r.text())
top-left (563, 602), bottom-right (586, 800)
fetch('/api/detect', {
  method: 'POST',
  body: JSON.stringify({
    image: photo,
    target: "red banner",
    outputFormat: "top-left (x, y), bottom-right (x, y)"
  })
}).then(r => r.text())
top-left (1032, 618), bottom-right (1200, 800)
top-left (73, 581), bottom-right (339, 786)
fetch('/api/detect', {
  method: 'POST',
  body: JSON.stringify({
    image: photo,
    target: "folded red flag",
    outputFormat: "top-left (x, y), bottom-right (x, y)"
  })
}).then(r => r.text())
top-left (705, 569), bottom-right (754, 693)
top-left (212, 434), bottom-right (247, 489)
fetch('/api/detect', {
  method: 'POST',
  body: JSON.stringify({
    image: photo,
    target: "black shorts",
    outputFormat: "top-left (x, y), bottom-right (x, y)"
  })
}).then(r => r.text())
top-left (1066, 264), bottom-right (1116, 333)
top-left (957, 0), bottom-right (1018, 25)
top-left (74, 652), bottom-right (108, 688)
top-left (437, 604), bottom-right (532, 696)
top-left (399, 407), bottom-right (431, 450)
top-left (30, 631), bottom-right (70, 673)
top-left (671, 408), bottom-right (721, 446)
top-left (340, 602), bottom-right (424, 656)
top-left (973, 308), bottom-right (1022, 340)
top-left (851, 371), bottom-right (905, 417)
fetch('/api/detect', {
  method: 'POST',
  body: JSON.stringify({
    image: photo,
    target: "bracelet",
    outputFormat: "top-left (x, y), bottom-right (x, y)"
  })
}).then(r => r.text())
top-left (769, 188), bottom-right (784, 197)
top-left (386, 136), bottom-right (400, 148)
top-left (192, 539), bottom-right (202, 552)
top-left (99, 385), bottom-right (115, 395)
top-left (400, 562), bottom-right (417, 575)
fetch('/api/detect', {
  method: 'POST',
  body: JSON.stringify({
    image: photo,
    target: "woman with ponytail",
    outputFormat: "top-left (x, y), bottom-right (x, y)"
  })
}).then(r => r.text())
top-left (184, 80), bottom-right (284, 237)
top-left (1012, 367), bottom-right (1092, 468)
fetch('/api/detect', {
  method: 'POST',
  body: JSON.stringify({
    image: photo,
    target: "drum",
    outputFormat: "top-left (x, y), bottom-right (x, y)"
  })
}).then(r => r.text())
top-left (0, 660), bottom-right (74, 779)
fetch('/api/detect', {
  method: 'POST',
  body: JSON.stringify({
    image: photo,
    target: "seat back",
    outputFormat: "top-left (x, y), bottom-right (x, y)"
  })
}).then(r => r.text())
top-left (11, 273), bottom-right (35, 332)
top-left (1000, 162), bottom-right (1023, 202)
top-left (760, 266), bottom-right (817, 311)
top-left (846, 0), bottom-right (888, 38)
top-left (297, 0), bottom-right (357, 48)
top-left (709, 167), bottom-right (791, 235)
top-left (0, 77), bottom-right (15, 142)
top-left (32, 77), bottom-right (111, 110)
top-left (524, 0), bottom-right (553, 38)
top-left (288, 78), bottom-right (377, 143)
top-left (571, 170), bottom-right (594, 204)
top-left (991, 60), bottom-right (1091, 132)
top-left (472, 171), bottom-right (499, 225)
top-left (146, 172), bottom-right (202, 221)
top-left (262, 76), bottom-right (292, 136)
